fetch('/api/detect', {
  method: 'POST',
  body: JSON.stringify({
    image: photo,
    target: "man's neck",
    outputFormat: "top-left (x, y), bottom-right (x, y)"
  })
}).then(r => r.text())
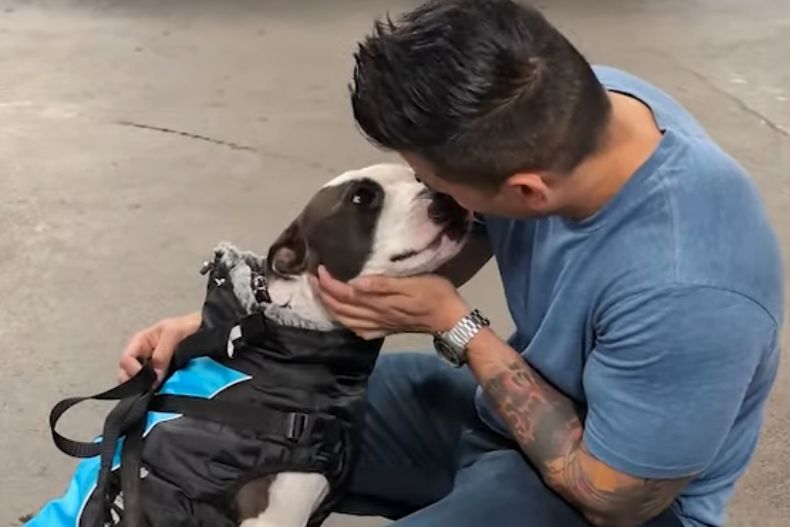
top-left (558, 92), bottom-right (663, 221)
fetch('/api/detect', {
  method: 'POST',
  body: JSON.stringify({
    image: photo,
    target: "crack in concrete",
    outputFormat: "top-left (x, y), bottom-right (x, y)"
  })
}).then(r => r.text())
top-left (647, 51), bottom-right (790, 139)
top-left (115, 120), bottom-right (339, 173)
top-left (117, 120), bottom-right (258, 152)
top-left (681, 68), bottom-right (790, 139)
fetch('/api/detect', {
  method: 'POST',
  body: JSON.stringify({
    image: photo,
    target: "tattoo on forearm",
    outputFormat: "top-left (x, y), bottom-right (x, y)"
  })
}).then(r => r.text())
top-left (482, 359), bottom-right (691, 527)
top-left (558, 443), bottom-right (690, 526)
top-left (483, 360), bottom-right (582, 466)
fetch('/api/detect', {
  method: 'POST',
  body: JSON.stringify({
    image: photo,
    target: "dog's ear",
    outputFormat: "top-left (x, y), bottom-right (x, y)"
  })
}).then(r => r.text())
top-left (266, 221), bottom-right (314, 278)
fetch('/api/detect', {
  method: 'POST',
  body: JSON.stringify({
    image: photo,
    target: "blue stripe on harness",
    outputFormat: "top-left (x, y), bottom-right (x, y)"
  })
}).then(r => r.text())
top-left (24, 441), bottom-right (124, 527)
top-left (26, 358), bottom-right (250, 527)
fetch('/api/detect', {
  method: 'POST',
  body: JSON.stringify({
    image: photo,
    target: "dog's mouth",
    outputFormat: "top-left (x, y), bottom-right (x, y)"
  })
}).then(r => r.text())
top-left (389, 219), bottom-right (470, 263)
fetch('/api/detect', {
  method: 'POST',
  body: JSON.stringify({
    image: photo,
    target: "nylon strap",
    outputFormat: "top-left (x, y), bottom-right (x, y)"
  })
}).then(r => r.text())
top-left (150, 394), bottom-right (319, 443)
top-left (48, 364), bottom-right (157, 459)
top-left (48, 364), bottom-right (157, 527)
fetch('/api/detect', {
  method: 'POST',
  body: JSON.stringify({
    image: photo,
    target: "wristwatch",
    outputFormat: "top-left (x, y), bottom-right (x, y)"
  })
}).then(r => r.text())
top-left (432, 309), bottom-right (490, 367)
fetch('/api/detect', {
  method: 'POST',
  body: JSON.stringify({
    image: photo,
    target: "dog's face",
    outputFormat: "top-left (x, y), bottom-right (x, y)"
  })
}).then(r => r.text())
top-left (266, 163), bottom-right (471, 283)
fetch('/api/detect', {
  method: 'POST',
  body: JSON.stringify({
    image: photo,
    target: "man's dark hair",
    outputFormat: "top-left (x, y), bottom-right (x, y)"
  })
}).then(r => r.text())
top-left (351, 0), bottom-right (612, 188)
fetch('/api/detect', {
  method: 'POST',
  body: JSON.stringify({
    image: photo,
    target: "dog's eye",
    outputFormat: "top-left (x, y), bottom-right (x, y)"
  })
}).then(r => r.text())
top-left (350, 185), bottom-right (378, 207)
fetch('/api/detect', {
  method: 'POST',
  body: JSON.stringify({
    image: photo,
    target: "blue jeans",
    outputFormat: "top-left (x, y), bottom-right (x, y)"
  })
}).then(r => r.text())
top-left (335, 353), bottom-right (682, 527)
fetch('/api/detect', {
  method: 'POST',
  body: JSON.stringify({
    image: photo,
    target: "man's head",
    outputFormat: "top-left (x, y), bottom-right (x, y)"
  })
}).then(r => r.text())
top-left (350, 0), bottom-right (612, 217)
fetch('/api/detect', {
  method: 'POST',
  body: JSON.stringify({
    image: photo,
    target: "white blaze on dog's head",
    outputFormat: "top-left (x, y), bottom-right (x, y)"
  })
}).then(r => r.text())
top-left (264, 163), bottom-right (471, 327)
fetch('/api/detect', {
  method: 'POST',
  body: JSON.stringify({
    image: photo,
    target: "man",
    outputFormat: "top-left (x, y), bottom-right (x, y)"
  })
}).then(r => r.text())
top-left (119, 1), bottom-right (783, 526)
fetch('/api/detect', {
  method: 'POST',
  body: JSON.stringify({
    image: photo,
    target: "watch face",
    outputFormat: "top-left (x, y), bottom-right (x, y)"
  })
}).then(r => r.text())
top-left (433, 336), bottom-right (462, 367)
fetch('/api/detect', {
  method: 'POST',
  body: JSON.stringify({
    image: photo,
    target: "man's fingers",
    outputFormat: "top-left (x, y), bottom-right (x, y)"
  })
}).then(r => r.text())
top-left (121, 331), bottom-right (152, 361)
top-left (318, 288), bottom-right (383, 320)
top-left (317, 266), bottom-right (357, 303)
top-left (318, 265), bottom-right (402, 298)
top-left (333, 315), bottom-right (381, 330)
top-left (118, 354), bottom-right (143, 383)
top-left (332, 314), bottom-right (388, 338)
top-left (150, 331), bottom-right (181, 380)
top-left (316, 266), bottom-right (398, 312)
top-left (315, 266), bottom-right (414, 337)
top-left (348, 275), bottom-right (401, 294)
top-left (357, 330), bottom-right (389, 340)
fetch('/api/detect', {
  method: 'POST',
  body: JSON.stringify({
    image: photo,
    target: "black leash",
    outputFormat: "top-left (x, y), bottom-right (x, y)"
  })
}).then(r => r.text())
top-left (49, 364), bottom-right (157, 527)
top-left (49, 365), bottom-right (156, 459)
top-left (120, 420), bottom-right (145, 527)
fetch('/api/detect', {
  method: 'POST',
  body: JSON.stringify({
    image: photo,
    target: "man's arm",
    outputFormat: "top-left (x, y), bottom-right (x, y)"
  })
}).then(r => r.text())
top-left (467, 329), bottom-right (693, 527)
top-left (314, 257), bottom-right (766, 527)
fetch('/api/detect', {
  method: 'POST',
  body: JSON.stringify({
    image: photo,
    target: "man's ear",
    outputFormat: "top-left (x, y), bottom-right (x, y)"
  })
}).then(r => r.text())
top-left (504, 172), bottom-right (551, 211)
top-left (266, 221), bottom-right (314, 278)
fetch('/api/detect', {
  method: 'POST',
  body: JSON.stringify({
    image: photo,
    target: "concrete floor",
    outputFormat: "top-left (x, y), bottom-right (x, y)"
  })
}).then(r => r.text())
top-left (1, 0), bottom-right (788, 526)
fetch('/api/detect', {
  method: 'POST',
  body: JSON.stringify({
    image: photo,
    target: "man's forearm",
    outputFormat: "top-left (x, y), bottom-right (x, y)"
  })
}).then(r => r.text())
top-left (466, 329), bottom-right (689, 527)
top-left (466, 329), bottom-right (584, 476)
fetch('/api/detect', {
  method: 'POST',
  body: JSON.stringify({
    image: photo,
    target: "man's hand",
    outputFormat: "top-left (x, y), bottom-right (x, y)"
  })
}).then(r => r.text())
top-left (313, 266), bottom-right (469, 339)
top-left (118, 312), bottom-right (202, 383)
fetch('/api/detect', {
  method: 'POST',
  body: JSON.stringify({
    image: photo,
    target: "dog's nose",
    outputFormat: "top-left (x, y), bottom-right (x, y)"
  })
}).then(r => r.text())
top-left (428, 192), bottom-right (467, 224)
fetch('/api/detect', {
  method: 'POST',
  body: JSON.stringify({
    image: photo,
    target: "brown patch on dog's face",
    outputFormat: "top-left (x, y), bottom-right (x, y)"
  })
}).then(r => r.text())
top-left (266, 178), bottom-right (385, 282)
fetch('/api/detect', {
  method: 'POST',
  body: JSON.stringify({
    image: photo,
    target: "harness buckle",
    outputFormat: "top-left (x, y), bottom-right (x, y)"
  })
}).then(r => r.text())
top-left (286, 412), bottom-right (310, 441)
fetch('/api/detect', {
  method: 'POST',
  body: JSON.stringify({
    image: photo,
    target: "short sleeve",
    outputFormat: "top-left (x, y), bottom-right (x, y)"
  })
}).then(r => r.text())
top-left (583, 285), bottom-right (777, 479)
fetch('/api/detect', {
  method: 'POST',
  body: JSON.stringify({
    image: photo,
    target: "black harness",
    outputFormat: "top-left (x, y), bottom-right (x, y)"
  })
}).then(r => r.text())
top-left (38, 248), bottom-right (383, 527)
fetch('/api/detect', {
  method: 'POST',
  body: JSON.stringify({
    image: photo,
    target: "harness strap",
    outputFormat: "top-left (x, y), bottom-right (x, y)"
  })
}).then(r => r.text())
top-left (49, 365), bottom-right (157, 459)
top-left (120, 421), bottom-right (145, 527)
top-left (151, 394), bottom-right (330, 444)
top-left (47, 361), bottom-right (340, 527)
top-left (48, 364), bottom-right (157, 527)
top-left (171, 312), bottom-right (266, 371)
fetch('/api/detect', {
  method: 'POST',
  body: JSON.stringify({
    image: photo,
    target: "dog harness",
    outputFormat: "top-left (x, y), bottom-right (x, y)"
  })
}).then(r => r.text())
top-left (26, 247), bottom-right (383, 527)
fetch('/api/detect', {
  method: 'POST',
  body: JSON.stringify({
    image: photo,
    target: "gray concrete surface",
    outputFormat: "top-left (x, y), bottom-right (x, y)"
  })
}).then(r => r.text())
top-left (0, 1), bottom-right (787, 526)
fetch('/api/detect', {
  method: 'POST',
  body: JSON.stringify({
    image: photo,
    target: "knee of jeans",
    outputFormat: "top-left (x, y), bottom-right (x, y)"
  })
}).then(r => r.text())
top-left (369, 352), bottom-right (439, 392)
top-left (372, 352), bottom-right (476, 397)
top-left (369, 352), bottom-right (478, 421)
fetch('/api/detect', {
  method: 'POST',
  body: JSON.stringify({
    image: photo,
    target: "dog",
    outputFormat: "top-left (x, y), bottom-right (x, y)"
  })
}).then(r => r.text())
top-left (27, 163), bottom-right (471, 527)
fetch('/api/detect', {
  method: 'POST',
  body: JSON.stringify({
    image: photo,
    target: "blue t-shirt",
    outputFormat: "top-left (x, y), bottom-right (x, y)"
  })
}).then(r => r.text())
top-left (475, 66), bottom-right (784, 527)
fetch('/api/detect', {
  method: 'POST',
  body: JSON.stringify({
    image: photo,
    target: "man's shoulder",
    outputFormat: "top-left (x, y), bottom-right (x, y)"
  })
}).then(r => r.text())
top-left (592, 65), bottom-right (646, 89)
top-left (661, 134), bottom-right (783, 317)
top-left (593, 65), bottom-right (709, 140)
top-left (591, 65), bottom-right (672, 104)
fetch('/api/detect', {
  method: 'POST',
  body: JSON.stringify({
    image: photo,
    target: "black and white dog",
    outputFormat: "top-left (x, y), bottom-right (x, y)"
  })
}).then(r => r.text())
top-left (28, 163), bottom-right (471, 527)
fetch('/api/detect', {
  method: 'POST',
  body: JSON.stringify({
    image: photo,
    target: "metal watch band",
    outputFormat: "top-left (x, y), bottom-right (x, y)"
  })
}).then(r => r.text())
top-left (445, 309), bottom-right (490, 350)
